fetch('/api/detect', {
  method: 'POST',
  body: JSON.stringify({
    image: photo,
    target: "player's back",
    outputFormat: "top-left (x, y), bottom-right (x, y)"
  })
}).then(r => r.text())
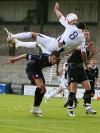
top-left (59, 16), bottom-right (85, 51)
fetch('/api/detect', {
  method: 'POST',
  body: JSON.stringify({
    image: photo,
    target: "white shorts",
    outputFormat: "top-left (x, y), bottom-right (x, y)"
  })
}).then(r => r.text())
top-left (60, 75), bottom-right (68, 90)
top-left (37, 34), bottom-right (60, 52)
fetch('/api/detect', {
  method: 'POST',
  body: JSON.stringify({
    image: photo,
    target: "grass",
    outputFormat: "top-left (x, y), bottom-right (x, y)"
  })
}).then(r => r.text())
top-left (0, 94), bottom-right (100, 133)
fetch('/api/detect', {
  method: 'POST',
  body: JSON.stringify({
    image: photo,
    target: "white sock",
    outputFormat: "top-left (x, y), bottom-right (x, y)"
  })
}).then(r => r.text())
top-left (47, 89), bottom-right (58, 100)
top-left (86, 103), bottom-right (91, 110)
top-left (11, 32), bottom-right (32, 40)
top-left (68, 105), bottom-right (73, 109)
top-left (65, 90), bottom-right (70, 99)
top-left (14, 39), bottom-right (37, 48)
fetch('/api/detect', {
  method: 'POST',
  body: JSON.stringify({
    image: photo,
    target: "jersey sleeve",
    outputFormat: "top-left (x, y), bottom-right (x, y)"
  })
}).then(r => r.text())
top-left (80, 42), bottom-right (86, 52)
top-left (26, 54), bottom-right (39, 60)
top-left (59, 16), bottom-right (68, 28)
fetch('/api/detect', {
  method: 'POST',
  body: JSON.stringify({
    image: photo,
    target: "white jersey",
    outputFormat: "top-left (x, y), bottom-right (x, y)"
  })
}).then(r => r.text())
top-left (59, 16), bottom-right (86, 52)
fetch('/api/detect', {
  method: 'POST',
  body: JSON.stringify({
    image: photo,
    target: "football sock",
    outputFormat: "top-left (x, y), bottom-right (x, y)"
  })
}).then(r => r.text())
top-left (64, 92), bottom-right (74, 107)
top-left (11, 32), bottom-right (32, 40)
top-left (34, 87), bottom-right (41, 106)
top-left (38, 92), bottom-right (44, 106)
top-left (68, 105), bottom-right (73, 110)
top-left (34, 87), bottom-right (45, 106)
top-left (14, 39), bottom-right (37, 48)
top-left (47, 89), bottom-right (58, 99)
top-left (73, 95), bottom-right (78, 102)
top-left (84, 90), bottom-right (91, 105)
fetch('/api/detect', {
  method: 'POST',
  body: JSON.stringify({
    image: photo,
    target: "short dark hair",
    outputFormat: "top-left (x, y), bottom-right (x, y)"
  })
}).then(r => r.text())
top-left (50, 51), bottom-right (60, 58)
top-left (76, 22), bottom-right (86, 30)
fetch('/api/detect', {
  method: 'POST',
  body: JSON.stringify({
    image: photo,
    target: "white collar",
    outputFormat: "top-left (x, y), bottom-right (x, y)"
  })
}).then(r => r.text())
top-left (90, 65), bottom-right (96, 69)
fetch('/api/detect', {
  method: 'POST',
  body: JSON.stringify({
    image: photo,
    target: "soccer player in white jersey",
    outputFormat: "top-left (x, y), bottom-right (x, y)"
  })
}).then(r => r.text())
top-left (4, 2), bottom-right (87, 66)
top-left (45, 62), bottom-right (69, 103)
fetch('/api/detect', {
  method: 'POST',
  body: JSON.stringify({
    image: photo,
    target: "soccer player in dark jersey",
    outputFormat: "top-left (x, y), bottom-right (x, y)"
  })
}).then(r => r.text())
top-left (7, 51), bottom-right (60, 116)
top-left (85, 58), bottom-right (99, 97)
top-left (63, 42), bottom-right (98, 116)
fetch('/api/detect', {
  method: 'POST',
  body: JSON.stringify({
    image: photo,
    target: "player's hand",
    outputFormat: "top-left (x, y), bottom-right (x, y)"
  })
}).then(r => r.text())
top-left (6, 58), bottom-right (16, 64)
top-left (56, 70), bottom-right (60, 76)
top-left (87, 42), bottom-right (95, 49)
top-left (91, 47), bottom-right (98, 55)
top-left (54, 2), bottom-right (59, 10)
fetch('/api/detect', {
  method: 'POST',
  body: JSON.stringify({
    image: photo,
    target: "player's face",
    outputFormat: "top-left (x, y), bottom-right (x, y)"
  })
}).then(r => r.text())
top-left (91, 60), bottom-right (96, 66)
top-left (50, 55), bottom-right (59, 65)
top-left (83, 31), bottom-right (90, 42)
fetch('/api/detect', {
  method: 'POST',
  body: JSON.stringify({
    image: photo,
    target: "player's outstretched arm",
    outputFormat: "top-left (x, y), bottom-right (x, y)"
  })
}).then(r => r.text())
top-left (7, 54), bottom-right (26, 64)
top-left (54, 2), bottom-right (63, 19)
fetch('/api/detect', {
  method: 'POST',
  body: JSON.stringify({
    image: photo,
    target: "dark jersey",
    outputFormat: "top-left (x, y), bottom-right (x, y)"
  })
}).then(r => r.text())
top-left (26, 53), bottom-right (53, 72)
top-left (67, 48), bottom-right (90, 64)
top-left (85, 66), bottom-right (99, 82)
top-left (26, 53), bottom-right (60, 72)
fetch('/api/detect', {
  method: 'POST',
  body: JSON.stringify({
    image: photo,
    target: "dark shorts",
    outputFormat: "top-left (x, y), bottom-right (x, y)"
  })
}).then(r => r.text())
top-left (90, 81), bottom-right (95, 94)
top-left (68, 66), bottom-right (88, 83)
top-left (26, 67), bottom-right (45, 85)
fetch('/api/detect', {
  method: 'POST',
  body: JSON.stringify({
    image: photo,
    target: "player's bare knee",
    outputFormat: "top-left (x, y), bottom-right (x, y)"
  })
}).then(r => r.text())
top-left (91, 93), bottom-right (95, 97)
top-left (38, 84), bottom-right (46, 92)
top-left (31, 32), bottom-right (38, 40)
top-left (84, 85), bottom-right (91, 91)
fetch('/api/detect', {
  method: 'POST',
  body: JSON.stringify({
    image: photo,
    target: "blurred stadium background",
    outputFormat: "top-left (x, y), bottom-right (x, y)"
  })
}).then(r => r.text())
top-left (0, 0), bottom-right (100, 95)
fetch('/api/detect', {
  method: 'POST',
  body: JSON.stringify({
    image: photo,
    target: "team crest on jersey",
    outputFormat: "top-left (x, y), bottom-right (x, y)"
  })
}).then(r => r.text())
top-left (35, 74), bottom-right (38, 77)
top-left (71, 78), bottom-right (73, 80)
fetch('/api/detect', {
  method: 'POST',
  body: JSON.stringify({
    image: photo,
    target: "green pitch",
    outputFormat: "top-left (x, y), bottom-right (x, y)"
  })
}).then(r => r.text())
top-left (0, 94), bottom-right (100, 133)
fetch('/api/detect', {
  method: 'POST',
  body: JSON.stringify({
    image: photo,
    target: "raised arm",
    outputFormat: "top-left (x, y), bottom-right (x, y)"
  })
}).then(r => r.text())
top-left (54, 2), bottom-right (63, 19)
top-left (7, 54), bottom-right (27, 64)
top-left (87, 47), bottom-right (98, 60)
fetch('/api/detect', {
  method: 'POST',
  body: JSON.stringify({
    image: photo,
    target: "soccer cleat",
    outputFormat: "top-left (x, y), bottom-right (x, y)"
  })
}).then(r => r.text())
top-left (30, 106), bottom-right (42, 114)
top-left (4, 27), bottom-right (12, 42)
top-left (33, 112), bottom-right (43, 117)
top-left (86, 108), bottom-right (96, 114)
top-left (68, 109), bottom-right (75, 117)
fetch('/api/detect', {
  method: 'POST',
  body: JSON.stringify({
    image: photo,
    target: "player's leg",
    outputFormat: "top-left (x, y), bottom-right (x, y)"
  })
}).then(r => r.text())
top-left (30, 79), bottom-right (46, 115)
top-left (90, 81), bottom-right (95, 97)
top-left (73, 89), bottom-right (79, 108)
top-left (14, 39), bottom-right (37, 48)
top-left (26, 69), bottom-right (46, 115)
top-left (65, 82), bottom-right (77, 117)
top-left (82, 80), bottom-right (96, 114)
top-left (45, 77), bottom-right (69, 103)
top-left (6, 38), bottom-right (38, 49)
top-left (4, 28), bottom-right (60, 52)
top-left (45, 86), bottom-right (63, 104)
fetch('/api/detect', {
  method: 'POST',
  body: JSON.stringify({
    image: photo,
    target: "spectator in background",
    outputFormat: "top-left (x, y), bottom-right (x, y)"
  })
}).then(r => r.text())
top-left (85, 58), bottom-right (99, 97)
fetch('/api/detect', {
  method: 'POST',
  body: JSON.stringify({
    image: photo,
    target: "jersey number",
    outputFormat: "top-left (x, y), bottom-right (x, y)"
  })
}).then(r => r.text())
top-left (69, 31), bottom-right (78, 40)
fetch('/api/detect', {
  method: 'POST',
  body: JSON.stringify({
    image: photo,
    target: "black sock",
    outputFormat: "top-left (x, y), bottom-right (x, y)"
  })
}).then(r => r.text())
top-left (65, 92), bottom-right (75, 107)
top-left (84, 90), bottom-right (91, 105)
top-left (34, 87), bottom-right (45, 106)
top-left (38, 93), bottom-right (44, 106)
top-left (73, 95), bottom-right (78, 102)
top-left (34, 87), bottom-right (41, 106)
